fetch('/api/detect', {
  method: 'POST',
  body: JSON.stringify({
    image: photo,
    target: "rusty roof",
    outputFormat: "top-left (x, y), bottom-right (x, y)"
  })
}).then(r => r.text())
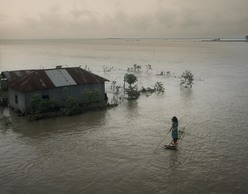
top-left (66, 68), bottom-right (109, 84)
top-left (3, 67), bottom-right (109, 92)
top-left (1, 70), bottom-right (33, 82)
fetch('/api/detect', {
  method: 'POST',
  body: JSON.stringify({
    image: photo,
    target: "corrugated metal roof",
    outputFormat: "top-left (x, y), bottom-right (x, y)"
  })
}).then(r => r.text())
top-left (3, 67), bottom-right (109, 92)
top-left (1, 70), bottom-right (33, 82)
top-left (8, 71), bottom-right (55, 92)
top-left (66, 68), bottom-right (109, 84)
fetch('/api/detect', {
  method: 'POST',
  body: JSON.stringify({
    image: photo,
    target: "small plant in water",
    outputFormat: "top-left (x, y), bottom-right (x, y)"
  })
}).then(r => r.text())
top-left (154, 82), bottom-right (165, 92)
top-left (140, 81), bottom-right (165, 96)
top-left (146, 64), bottom-right (152, 72)
top-left (103, 65), bottom-right (114, 73)
top-left (133, 64), bottom-right (141, 72)
top-left (180, 70), bottom-right (194, 88)
top-left (127, 64), bottom-right (142, 73)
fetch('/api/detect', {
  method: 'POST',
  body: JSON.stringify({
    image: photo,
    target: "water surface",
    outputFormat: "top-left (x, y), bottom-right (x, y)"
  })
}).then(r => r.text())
top-left (0, 39), bottom-right (248, 194)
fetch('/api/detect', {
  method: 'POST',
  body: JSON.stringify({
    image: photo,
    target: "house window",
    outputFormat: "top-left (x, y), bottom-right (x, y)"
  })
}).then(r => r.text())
top-left (15, 95), bottom-right (18, 104)
top-left (42, 95), bottom-right (50, 100)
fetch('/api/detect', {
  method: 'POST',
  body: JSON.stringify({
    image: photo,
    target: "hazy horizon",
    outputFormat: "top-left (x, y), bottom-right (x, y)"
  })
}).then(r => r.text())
top-left (0, 36), bottom-right (246, 40)
top-left (1, 0), bottom-right (248, 39)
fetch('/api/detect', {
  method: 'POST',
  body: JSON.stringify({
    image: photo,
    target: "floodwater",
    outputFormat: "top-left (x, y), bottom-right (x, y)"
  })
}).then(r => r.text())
top-left (0, 39), bottom-right (248, 194)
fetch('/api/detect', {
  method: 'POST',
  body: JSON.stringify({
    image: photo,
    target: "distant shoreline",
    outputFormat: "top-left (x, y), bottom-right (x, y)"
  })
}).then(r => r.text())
top-left (202, 39), bottom-right (247, 43)
top-left (0, 38), bottom-right (247, 43)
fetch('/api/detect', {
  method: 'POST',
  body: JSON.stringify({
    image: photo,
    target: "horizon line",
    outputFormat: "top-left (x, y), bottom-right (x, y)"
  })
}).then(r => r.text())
top-left (0, 35), bottom-right (247, 41)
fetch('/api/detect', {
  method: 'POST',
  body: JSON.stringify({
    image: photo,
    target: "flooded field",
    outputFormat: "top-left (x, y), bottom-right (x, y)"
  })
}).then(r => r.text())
top-left (1, 39), bottom-right (248, 193)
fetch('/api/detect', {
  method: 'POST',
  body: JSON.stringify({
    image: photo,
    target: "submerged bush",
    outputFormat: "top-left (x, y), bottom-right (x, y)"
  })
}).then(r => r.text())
top-left (126, 85), bottom-right (140, 99)
top-left (83, 89), bottom-right (99, 102)
top-left (180, 70), bottom-right (194, 88)
top-left (29, 94), bottom-right (57, 114)
top-left (154, 82), bottom-right (165, 92)
top-left (64, 96), bottom-right (82, 115)
top-left (140, 81), bottom-right (165, 96)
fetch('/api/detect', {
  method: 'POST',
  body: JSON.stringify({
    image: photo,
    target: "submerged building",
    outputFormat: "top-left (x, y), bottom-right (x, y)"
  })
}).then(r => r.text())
top-left (1, 67), bottom-right (109, 113)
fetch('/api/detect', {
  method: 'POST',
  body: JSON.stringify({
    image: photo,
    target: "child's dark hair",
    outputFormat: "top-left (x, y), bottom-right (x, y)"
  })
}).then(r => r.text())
top-left (172, 116), bottom-right (178, 123)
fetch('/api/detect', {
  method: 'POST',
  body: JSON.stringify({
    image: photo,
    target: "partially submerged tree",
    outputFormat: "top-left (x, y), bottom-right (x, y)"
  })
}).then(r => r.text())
top-left (124, 73), bottom-right (137, 86)
top-left (124, 73), bottom-right (140, 99)
top-left (180, 70), bottom-right (194, 88)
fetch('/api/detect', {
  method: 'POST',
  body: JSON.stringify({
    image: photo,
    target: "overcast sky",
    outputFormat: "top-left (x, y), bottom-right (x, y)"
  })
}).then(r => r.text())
top-left (0, 0), bottom-right (247, 39)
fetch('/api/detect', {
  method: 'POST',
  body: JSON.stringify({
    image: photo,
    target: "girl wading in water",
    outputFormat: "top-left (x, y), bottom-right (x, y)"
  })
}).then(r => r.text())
top-left (169, 116), bottom-right (178, 145)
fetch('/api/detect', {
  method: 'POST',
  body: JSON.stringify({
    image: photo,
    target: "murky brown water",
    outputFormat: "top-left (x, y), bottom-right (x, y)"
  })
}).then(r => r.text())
top-left (1, 39), bottom-right (248, 194)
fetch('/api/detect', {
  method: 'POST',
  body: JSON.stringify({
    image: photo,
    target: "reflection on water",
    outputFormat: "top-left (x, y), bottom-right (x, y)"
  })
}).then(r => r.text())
top-left (168, 151), bottom-right (180, 170)
top-left (11, 111), bottom-right (107, 139)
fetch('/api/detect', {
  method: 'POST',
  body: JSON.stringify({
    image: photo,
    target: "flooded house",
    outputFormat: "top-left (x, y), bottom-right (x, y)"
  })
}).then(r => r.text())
top-left (0, 67), bottom-right (109, 114)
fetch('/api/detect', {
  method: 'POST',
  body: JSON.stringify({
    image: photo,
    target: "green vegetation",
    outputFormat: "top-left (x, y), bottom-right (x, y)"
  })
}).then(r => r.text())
top-left (124, 73), bottom-right (140, 99)
top-left (126, 86), bottom-right (140, 99)
top-left (140, 81), bottom-right (165, 96)
top-left (124, 73), bottom-right (137, 86)
top-left (2, 64), bottom-right (197, 120)
top-left (82, 88), bottom-right (99, 102)
top-left (0, 116), bottom-right (11, 126)
top-left (27, 90), bottom-right (116, 120)
top-left (29, 94), bottom-right (57, 114)
top-left (180, 70), bottom-right (194, 88)
top-left (127, 64), bottom-right (142, 72)
top-left (63, 96), bottom-right (82, 116)
top-left (154, 81), bottom-right (165, 92)
top-left (123, 74), bottom-right (165, 99)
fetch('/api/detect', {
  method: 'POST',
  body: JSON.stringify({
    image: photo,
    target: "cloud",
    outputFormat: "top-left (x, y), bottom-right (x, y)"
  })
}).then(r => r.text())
top-left (18, 5), bottom-right (105, 38)
top-left (1, 0), bottom-right (248, 38)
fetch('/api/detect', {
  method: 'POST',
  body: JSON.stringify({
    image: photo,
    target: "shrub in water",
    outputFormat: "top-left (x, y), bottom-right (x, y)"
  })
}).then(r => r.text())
top-left (180, 70), bottom-right (194, 88)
